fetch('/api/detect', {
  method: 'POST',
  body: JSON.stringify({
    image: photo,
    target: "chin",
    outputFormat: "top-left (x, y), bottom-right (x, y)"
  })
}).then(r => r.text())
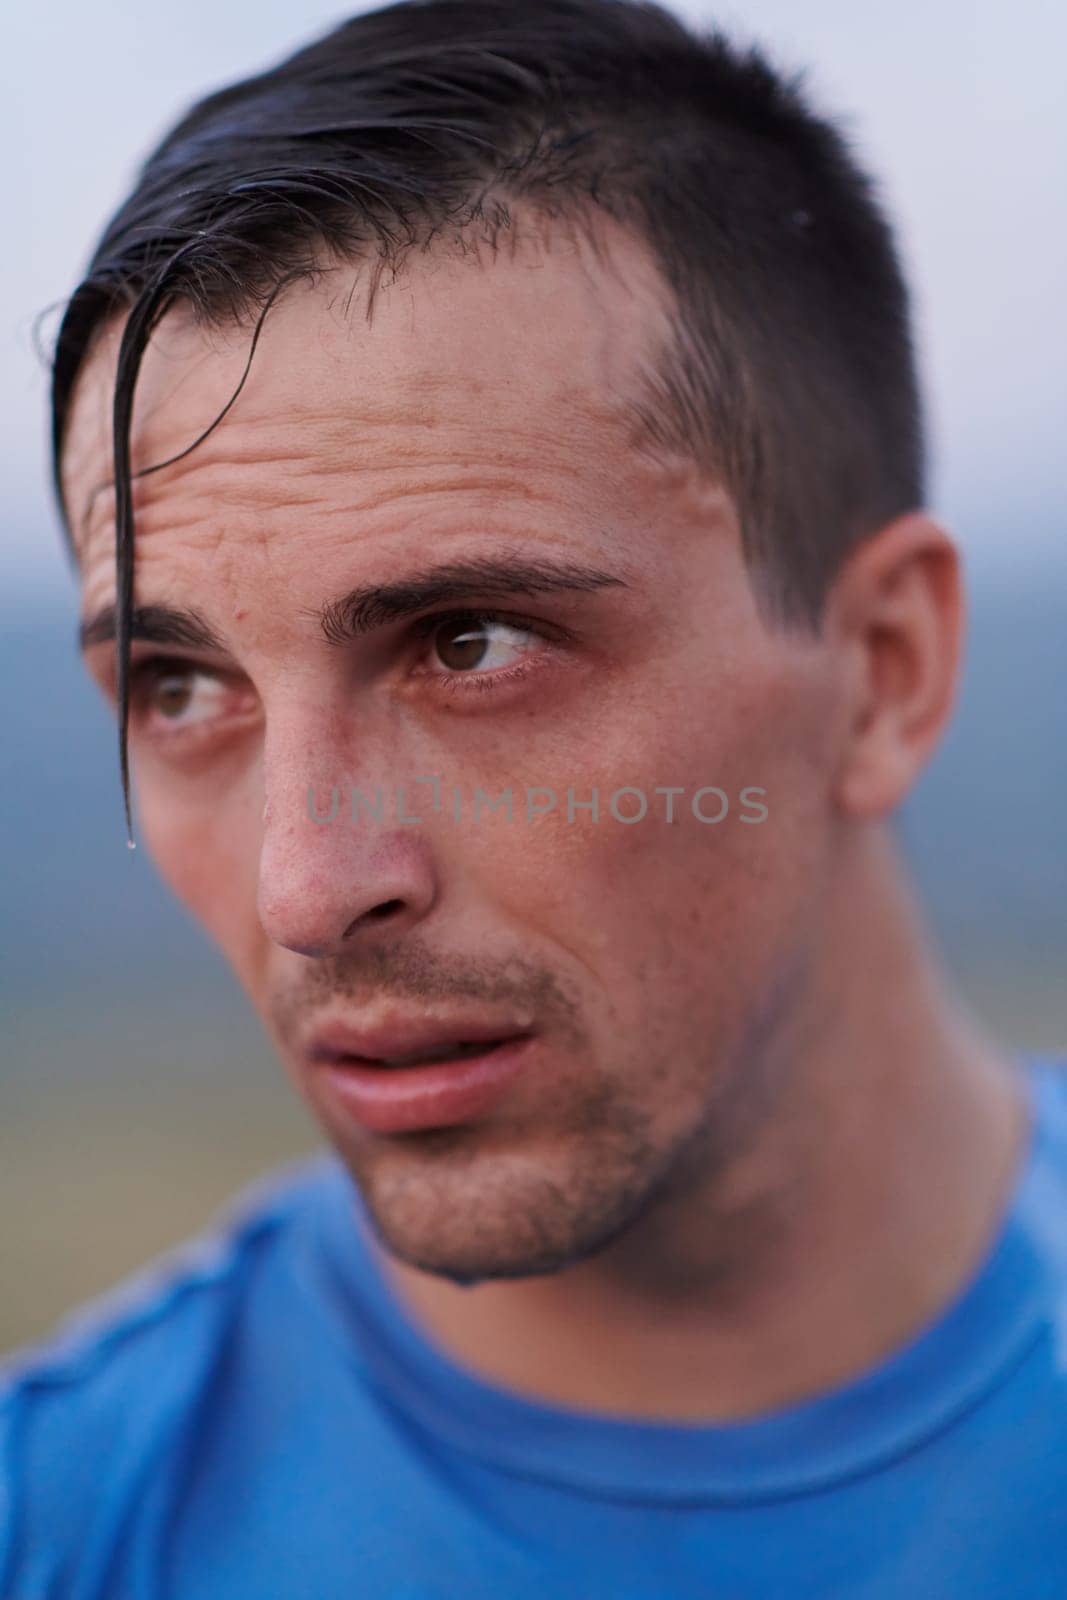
top-left (340, 1131), bottom-right (662, 1284)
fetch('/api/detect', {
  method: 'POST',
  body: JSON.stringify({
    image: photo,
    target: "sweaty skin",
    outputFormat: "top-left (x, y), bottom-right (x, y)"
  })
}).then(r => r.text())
top-left (65, 210), bottom-right (1025, 1421)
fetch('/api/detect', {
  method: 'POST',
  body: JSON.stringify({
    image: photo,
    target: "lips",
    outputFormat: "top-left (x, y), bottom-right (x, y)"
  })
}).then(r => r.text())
top-left (304, 1015), bottom-right (533, 1071)
top-left (299, 1012), bottom-right (538, 1133)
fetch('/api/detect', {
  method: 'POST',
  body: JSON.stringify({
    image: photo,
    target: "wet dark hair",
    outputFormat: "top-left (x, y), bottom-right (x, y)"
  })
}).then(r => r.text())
top-left (51, 0), bottom-right (924, 842)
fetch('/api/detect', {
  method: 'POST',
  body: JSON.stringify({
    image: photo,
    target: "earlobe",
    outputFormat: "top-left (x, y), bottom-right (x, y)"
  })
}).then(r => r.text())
top-left (826, 513), bottom-right (965, 821)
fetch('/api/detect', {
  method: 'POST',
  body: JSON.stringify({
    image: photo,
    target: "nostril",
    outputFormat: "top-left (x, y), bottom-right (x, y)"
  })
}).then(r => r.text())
top-left (343, 898), bottom-right (405, 937)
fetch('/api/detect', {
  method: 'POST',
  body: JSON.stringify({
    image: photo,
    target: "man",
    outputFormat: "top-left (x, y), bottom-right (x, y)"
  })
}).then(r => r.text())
top-left (2, 0), bottom-right (1064, 1593)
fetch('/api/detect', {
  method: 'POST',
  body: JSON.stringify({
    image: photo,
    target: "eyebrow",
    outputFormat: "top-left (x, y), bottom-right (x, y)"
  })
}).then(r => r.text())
top-left (314, 556), bottom-right (627, 644)
top-left (78, 604), bottom-right (225, 653)
top-left (78, 557), bottom-right (628, 655)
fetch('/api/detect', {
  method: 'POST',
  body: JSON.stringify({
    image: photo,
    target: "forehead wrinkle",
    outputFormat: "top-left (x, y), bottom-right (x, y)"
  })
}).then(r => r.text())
top-left (118, 305), bottom-right (666, 512)
top-left (123, 446), bottom-right (599, 527)
top-left (83, 398), bottom-right (651, 558)
top-left (122, 373), bottom-right (642, 476)
top-left (77, 458), bottom-right (615, 604)
top-left (66, 206), bottom-right (675, 486)
top-left (67, 228), bottom-right (698, 584)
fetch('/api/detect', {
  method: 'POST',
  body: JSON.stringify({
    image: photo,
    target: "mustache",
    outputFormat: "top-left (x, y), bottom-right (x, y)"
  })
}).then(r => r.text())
top-left (270, 941), bottom-right (585, 1043)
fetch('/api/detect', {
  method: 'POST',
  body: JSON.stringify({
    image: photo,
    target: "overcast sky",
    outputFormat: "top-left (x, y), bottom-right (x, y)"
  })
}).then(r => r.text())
top-left (3, 0), bottom-right (1063, 596)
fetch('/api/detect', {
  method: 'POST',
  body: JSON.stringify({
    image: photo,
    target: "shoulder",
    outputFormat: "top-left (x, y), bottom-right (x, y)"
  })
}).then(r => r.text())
top-left (0, 1152), bottom-right (329, 1403)
top-left (1021, 1056), bottom-right (1067, 1269)
top-left (1027, 1054), bottom-right (1067, 1175)
top-left (0, 1153), bottom-right (331, 1589)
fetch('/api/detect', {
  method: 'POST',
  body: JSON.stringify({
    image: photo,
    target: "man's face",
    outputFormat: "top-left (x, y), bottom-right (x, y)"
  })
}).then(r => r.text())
top-left (65, 215), bottom-right (841, 1281)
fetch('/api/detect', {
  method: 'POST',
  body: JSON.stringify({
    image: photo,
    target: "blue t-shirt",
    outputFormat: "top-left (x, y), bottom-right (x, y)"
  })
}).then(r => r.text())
top-left (2, 1055), bottom-right (1065, 1599)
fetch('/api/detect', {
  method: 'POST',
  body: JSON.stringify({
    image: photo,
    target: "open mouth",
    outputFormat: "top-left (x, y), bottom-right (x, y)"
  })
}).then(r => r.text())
top-left (326, 1036), bottom-right (531, 1072)
top-left (355, 1038), bottom-right (516, 1069)
top-left (306, 1028), bottom-right (535, 1133)
top-left (302, 1017), bottom-right (536, 1087)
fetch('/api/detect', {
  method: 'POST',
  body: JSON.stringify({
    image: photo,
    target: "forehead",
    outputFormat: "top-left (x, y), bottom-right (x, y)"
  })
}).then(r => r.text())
top-left (63, 212), bottom-right (685, 609)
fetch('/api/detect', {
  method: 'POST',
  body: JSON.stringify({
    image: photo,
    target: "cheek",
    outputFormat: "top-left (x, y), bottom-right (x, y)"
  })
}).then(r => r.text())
top-left (465, 675), bottom-right (831, 1033)
top-left (135, 763), bottom-right (265, 985)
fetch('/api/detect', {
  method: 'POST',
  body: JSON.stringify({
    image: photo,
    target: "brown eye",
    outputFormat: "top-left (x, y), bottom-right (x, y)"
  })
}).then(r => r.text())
top-left (433, 619), bottom-right (492, 672)
top-left (425, 615), bottom-right (546, 678)
top-left (129, 662), bottom-right (234, 732)
top-left (152, 671), bottom-right (195, 718)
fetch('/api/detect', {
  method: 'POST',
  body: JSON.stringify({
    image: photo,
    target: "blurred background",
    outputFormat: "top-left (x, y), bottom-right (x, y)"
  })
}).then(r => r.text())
top-left (2, 0), bottom-right (1064, 1355)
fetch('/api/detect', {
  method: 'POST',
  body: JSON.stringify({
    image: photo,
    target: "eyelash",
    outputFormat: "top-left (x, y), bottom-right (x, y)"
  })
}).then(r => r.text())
top-left (125, 606), bottom-right (561, 730)
top-left (407, 607), bottom-right (560, 694)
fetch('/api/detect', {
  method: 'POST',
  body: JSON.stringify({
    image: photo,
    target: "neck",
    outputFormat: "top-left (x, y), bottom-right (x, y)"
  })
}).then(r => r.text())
top-left (373, 825), bottom-right (1030, 1421)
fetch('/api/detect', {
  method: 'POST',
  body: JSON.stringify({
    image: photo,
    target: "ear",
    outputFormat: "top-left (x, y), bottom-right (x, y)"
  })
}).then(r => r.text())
top-left (822, 512), bottom-right (965, 819)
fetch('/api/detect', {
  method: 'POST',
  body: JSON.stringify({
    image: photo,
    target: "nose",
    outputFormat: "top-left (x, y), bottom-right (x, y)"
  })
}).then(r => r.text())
top-left (255, 723), bottom-right (438, 959)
